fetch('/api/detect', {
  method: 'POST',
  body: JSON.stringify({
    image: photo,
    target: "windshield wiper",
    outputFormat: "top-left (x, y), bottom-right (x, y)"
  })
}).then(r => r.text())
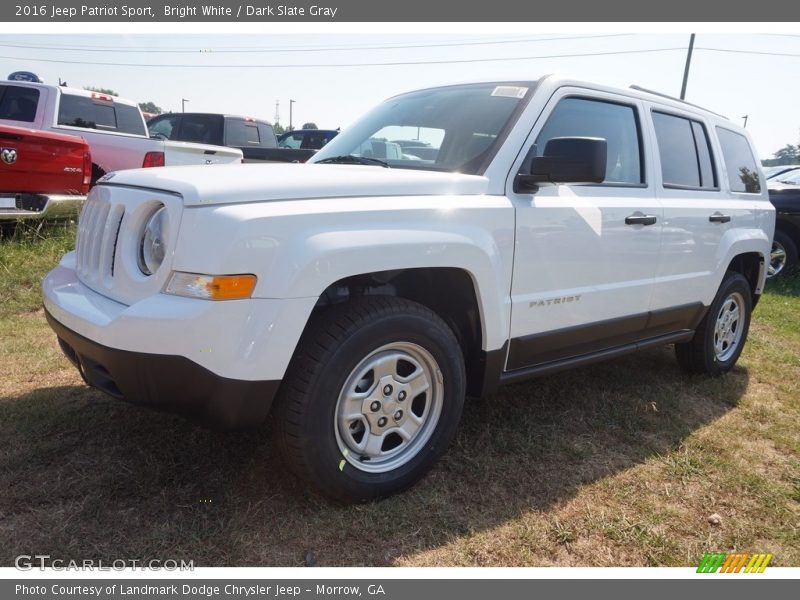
top-left (315, 155), bottom-right (390, 168)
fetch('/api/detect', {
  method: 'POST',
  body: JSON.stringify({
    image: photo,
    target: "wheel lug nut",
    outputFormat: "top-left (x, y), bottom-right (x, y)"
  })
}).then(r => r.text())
top-left (383, 384), bottom-right (393, 396)
top-left (370, 401), bottom-right (381, 412)
top-left (377, 417), bottom-right (387, 427)
top-left (394, 410), bottom-right (403, 421)
top-left (398, 390), bottom-right (406, 401)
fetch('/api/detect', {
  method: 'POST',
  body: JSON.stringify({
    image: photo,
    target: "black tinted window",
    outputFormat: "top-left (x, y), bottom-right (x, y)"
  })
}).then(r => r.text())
top-left (178, 115), bottom-right (223, 145)
top-left (652, 112), bottom-right (716, 189)
top-left (226, 119), bottom-right (261, 146)
top-left (0, 85), bottom-right (39, 122)
top-left (115, 103), bottom-right (145, 135)
top-left (716, 127), bottom-right (761, 193)
top-left (536, 97), bottom-right (643, 185)
top-left (58, 95), bottom-right (111, 129)
top-left (257, 123), bottom-right (277, 147)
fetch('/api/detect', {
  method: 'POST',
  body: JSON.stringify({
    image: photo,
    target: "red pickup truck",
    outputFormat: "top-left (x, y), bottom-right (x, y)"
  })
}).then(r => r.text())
top-left (1, 124), bottom-right (90, 224)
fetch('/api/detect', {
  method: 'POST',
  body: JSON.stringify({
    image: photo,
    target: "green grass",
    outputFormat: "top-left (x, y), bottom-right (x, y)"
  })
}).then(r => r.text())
top-left (0, 221), bottom-right (77, 319)
top-left (0, 225), bottom-right (798, 567)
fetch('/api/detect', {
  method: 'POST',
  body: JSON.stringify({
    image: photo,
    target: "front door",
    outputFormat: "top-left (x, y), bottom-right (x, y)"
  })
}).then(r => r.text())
top-left (506, 90), bottom-right (662, 370)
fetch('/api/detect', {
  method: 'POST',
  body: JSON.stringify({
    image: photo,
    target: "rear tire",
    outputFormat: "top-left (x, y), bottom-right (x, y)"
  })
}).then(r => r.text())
top-left (273, 296), bottom-right (466, 503)
top-left (768, 230), bottom-right (797, 278)
top-left (675, 272), bottom-right (752, 376)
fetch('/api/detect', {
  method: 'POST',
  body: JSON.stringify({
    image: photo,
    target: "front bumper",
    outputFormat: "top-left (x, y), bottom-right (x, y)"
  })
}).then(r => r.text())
top-left (43, 255), bottom-right (318, 429)
top-left (0, 193), bottom-right (85, 221)
top-left (47, 309), bottom-right (280, 429)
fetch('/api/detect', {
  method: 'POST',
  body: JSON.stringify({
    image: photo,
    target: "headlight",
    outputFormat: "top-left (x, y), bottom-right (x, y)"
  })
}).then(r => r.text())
top-left (138, 205), bottom-right (167, 275)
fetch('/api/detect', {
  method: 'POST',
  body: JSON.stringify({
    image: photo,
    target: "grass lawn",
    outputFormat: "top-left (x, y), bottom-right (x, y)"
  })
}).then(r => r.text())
top-left (1, 223), bottom-right (798, 567)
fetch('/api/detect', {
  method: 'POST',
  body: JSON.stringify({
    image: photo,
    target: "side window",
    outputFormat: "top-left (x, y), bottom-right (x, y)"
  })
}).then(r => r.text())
top-left (716, 127), bottom-right (762, 193)
top-left (148, 115), bottom-right (180, 139)
top-left (652, 111), bottom-right (717, 189)
top-left (226, 119), bottom-right (261, 147)
top-left (115, 103), bottom-right (146, 136)
top-left (257, 123), bottom-right (277, 147)
top-left (279, 133), bottom-right (303, 149)
top-left (58, 95), bottom-right (112, 130)
top-left (0, 85), bottom-right (39, 122)
top-left (535, 97), bottom-right (643, 185)
top-left (178, 115), bottom-right (223, 145)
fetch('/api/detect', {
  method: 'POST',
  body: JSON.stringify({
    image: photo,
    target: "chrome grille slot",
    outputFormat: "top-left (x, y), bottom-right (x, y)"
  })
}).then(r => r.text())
top-left (76, 195), bottom-right (123, 289)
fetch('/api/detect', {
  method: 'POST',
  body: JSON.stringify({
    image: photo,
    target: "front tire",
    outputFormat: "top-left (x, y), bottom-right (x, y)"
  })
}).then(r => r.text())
top-left (675, 272), bottom-right (752, 375)
top-left (273, 296), bottom-right (466, 503)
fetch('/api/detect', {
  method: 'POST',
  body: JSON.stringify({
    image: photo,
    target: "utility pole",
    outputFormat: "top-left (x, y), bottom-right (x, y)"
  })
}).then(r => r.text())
top-left (289, 99), bottom-right (296, 131)
top-left (680, 33), bottom-right (695, 100)
top-left (274, 100), bottom-right (280, 126)
top-left (742, 115), bottom-right (749, 128)
top-left (182, 98), bottom-right (190, 112)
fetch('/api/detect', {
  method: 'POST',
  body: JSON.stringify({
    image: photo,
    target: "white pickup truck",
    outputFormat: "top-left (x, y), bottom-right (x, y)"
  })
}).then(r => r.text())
top-left (0, 82), bottom-right (242, 184)
top-left (43, 76), bottom-right (774, 502)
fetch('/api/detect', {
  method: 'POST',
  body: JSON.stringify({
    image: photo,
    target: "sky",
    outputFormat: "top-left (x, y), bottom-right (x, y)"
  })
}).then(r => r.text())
top-left (0, 32), bottom-right (798, 159)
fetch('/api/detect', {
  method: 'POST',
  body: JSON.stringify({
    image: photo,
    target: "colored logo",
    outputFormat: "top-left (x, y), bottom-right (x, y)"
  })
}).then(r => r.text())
top-left (1, 147), bottom-right (17, 165)
top-left (697, 552), bottom-right (772, 573)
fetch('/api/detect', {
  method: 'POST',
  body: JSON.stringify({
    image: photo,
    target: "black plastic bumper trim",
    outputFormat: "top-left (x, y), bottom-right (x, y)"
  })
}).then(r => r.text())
top-left (45, 309), bottom-right (280, 430)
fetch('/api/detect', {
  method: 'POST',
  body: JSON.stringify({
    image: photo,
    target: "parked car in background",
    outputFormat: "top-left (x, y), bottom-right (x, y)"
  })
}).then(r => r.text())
top-left (767, 171), bottom-right (800, 276)
top-left (0, 83), bottom-right (242, 182)
top-left (1, 123), bottom-right (90, 233)
top-left (763, 165), bottom-right (800, 180)
top-left (147, 113), bottom-right (324, 163)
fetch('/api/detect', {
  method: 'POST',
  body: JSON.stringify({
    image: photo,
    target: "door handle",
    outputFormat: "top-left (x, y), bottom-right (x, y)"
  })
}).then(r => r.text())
top-left (625, 213), bottom-right (657, 226)
top-left (709, 213), bottom-right (731, 223)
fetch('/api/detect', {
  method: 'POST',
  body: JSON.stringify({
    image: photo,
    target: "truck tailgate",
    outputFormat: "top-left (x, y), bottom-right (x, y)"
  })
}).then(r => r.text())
top-left (0, 125), bottom-right (90, 195)
top-left (164, 141), bottom-right (243, 166)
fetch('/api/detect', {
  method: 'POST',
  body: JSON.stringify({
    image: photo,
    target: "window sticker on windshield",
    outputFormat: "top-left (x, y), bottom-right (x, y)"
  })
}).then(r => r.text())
top-left (491, 86), bottom-right (528, 99)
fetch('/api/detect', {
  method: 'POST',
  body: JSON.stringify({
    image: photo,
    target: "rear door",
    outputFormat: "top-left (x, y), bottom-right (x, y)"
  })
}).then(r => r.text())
top-left (507, 89), bottom-right (663, 370)
top-left (647, 107), bottom-right (757, 313)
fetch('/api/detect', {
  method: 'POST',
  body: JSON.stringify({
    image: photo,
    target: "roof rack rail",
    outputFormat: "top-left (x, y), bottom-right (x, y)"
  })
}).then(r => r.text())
top-left (629, 85), bottom-right (728, 120)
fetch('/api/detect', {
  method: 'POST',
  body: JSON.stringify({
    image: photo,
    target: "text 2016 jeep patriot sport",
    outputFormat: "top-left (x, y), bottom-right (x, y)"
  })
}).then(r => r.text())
top-left (43, 77), bottom-right (775, 502)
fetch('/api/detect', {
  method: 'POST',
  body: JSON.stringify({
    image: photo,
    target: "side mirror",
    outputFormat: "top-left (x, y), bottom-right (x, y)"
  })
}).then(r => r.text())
top-left (514, 137), bottom-right (607, 192)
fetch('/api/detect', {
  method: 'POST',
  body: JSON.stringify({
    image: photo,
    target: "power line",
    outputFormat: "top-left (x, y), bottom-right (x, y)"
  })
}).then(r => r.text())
top-left (0, 47), bottom-right (688, 68)
top-left (1, 46), bottom-right (798, 69)
top-left (0, 33), bottom-right (634, 54)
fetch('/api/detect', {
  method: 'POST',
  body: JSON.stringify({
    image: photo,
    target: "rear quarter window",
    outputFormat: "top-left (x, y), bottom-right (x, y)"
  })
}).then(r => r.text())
top-left (57, 94), bottom-right (145, 136)
top-left (716, 127), bottom-right (761, 193)
top-left (0, 85), bottom-right (39, 122)
top-left (226, 119), bottom-right (262, 147)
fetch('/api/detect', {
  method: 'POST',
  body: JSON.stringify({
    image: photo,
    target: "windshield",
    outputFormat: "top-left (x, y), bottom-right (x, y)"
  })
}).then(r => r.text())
top-left (311, 82), bottom-right (535, 174)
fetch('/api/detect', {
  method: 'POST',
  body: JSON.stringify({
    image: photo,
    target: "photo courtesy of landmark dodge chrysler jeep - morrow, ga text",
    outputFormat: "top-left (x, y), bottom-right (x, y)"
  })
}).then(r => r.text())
top-left (43, 76), bottom-right (775, 502)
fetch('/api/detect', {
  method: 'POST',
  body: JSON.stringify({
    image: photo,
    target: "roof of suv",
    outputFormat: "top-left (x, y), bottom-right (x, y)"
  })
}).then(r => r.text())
top-left (147, 112), bottom-right (272, 125)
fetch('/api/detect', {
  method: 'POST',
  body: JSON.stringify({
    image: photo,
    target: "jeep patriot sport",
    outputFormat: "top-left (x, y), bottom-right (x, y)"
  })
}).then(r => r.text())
top-left (43, 77), bottom-right (775, 502)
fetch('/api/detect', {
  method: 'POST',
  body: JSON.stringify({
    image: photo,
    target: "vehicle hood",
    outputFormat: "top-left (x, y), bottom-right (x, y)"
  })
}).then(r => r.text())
top-left (99, 163), bottom-right (489, 206)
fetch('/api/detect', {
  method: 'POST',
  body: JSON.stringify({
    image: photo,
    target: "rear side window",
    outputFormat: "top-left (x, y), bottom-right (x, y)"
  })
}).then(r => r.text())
top-left (114, 103), bottom-right (146, 136)
top-left (652, 111), bottom-right (717, 189)
top-left (257, 123), bottom-right (277, 147)
top-left (716, 127), bottom-right (762, 193)
top-left (57, 95), bottom-right (145, 136)
top-left (0, 85), bottom-right (39, 122)
top-left (535, 97), bottom-right (643, 185)
top-left (226, 119), bottom-right (261, 147)
top-left (178, 114), bottom-right (223, 145)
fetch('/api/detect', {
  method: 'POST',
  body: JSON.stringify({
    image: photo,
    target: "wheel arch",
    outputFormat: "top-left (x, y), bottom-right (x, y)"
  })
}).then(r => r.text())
top-left (311, 267), bottom-right (493, 397)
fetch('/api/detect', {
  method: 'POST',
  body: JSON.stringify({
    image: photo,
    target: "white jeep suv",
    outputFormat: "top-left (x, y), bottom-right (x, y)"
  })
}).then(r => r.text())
top-left (43, 76), bottom-right (775, 502)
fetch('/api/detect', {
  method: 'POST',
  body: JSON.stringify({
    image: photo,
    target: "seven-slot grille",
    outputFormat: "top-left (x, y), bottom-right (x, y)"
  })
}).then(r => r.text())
top-left (75, 195), bottom-right (125, 290)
